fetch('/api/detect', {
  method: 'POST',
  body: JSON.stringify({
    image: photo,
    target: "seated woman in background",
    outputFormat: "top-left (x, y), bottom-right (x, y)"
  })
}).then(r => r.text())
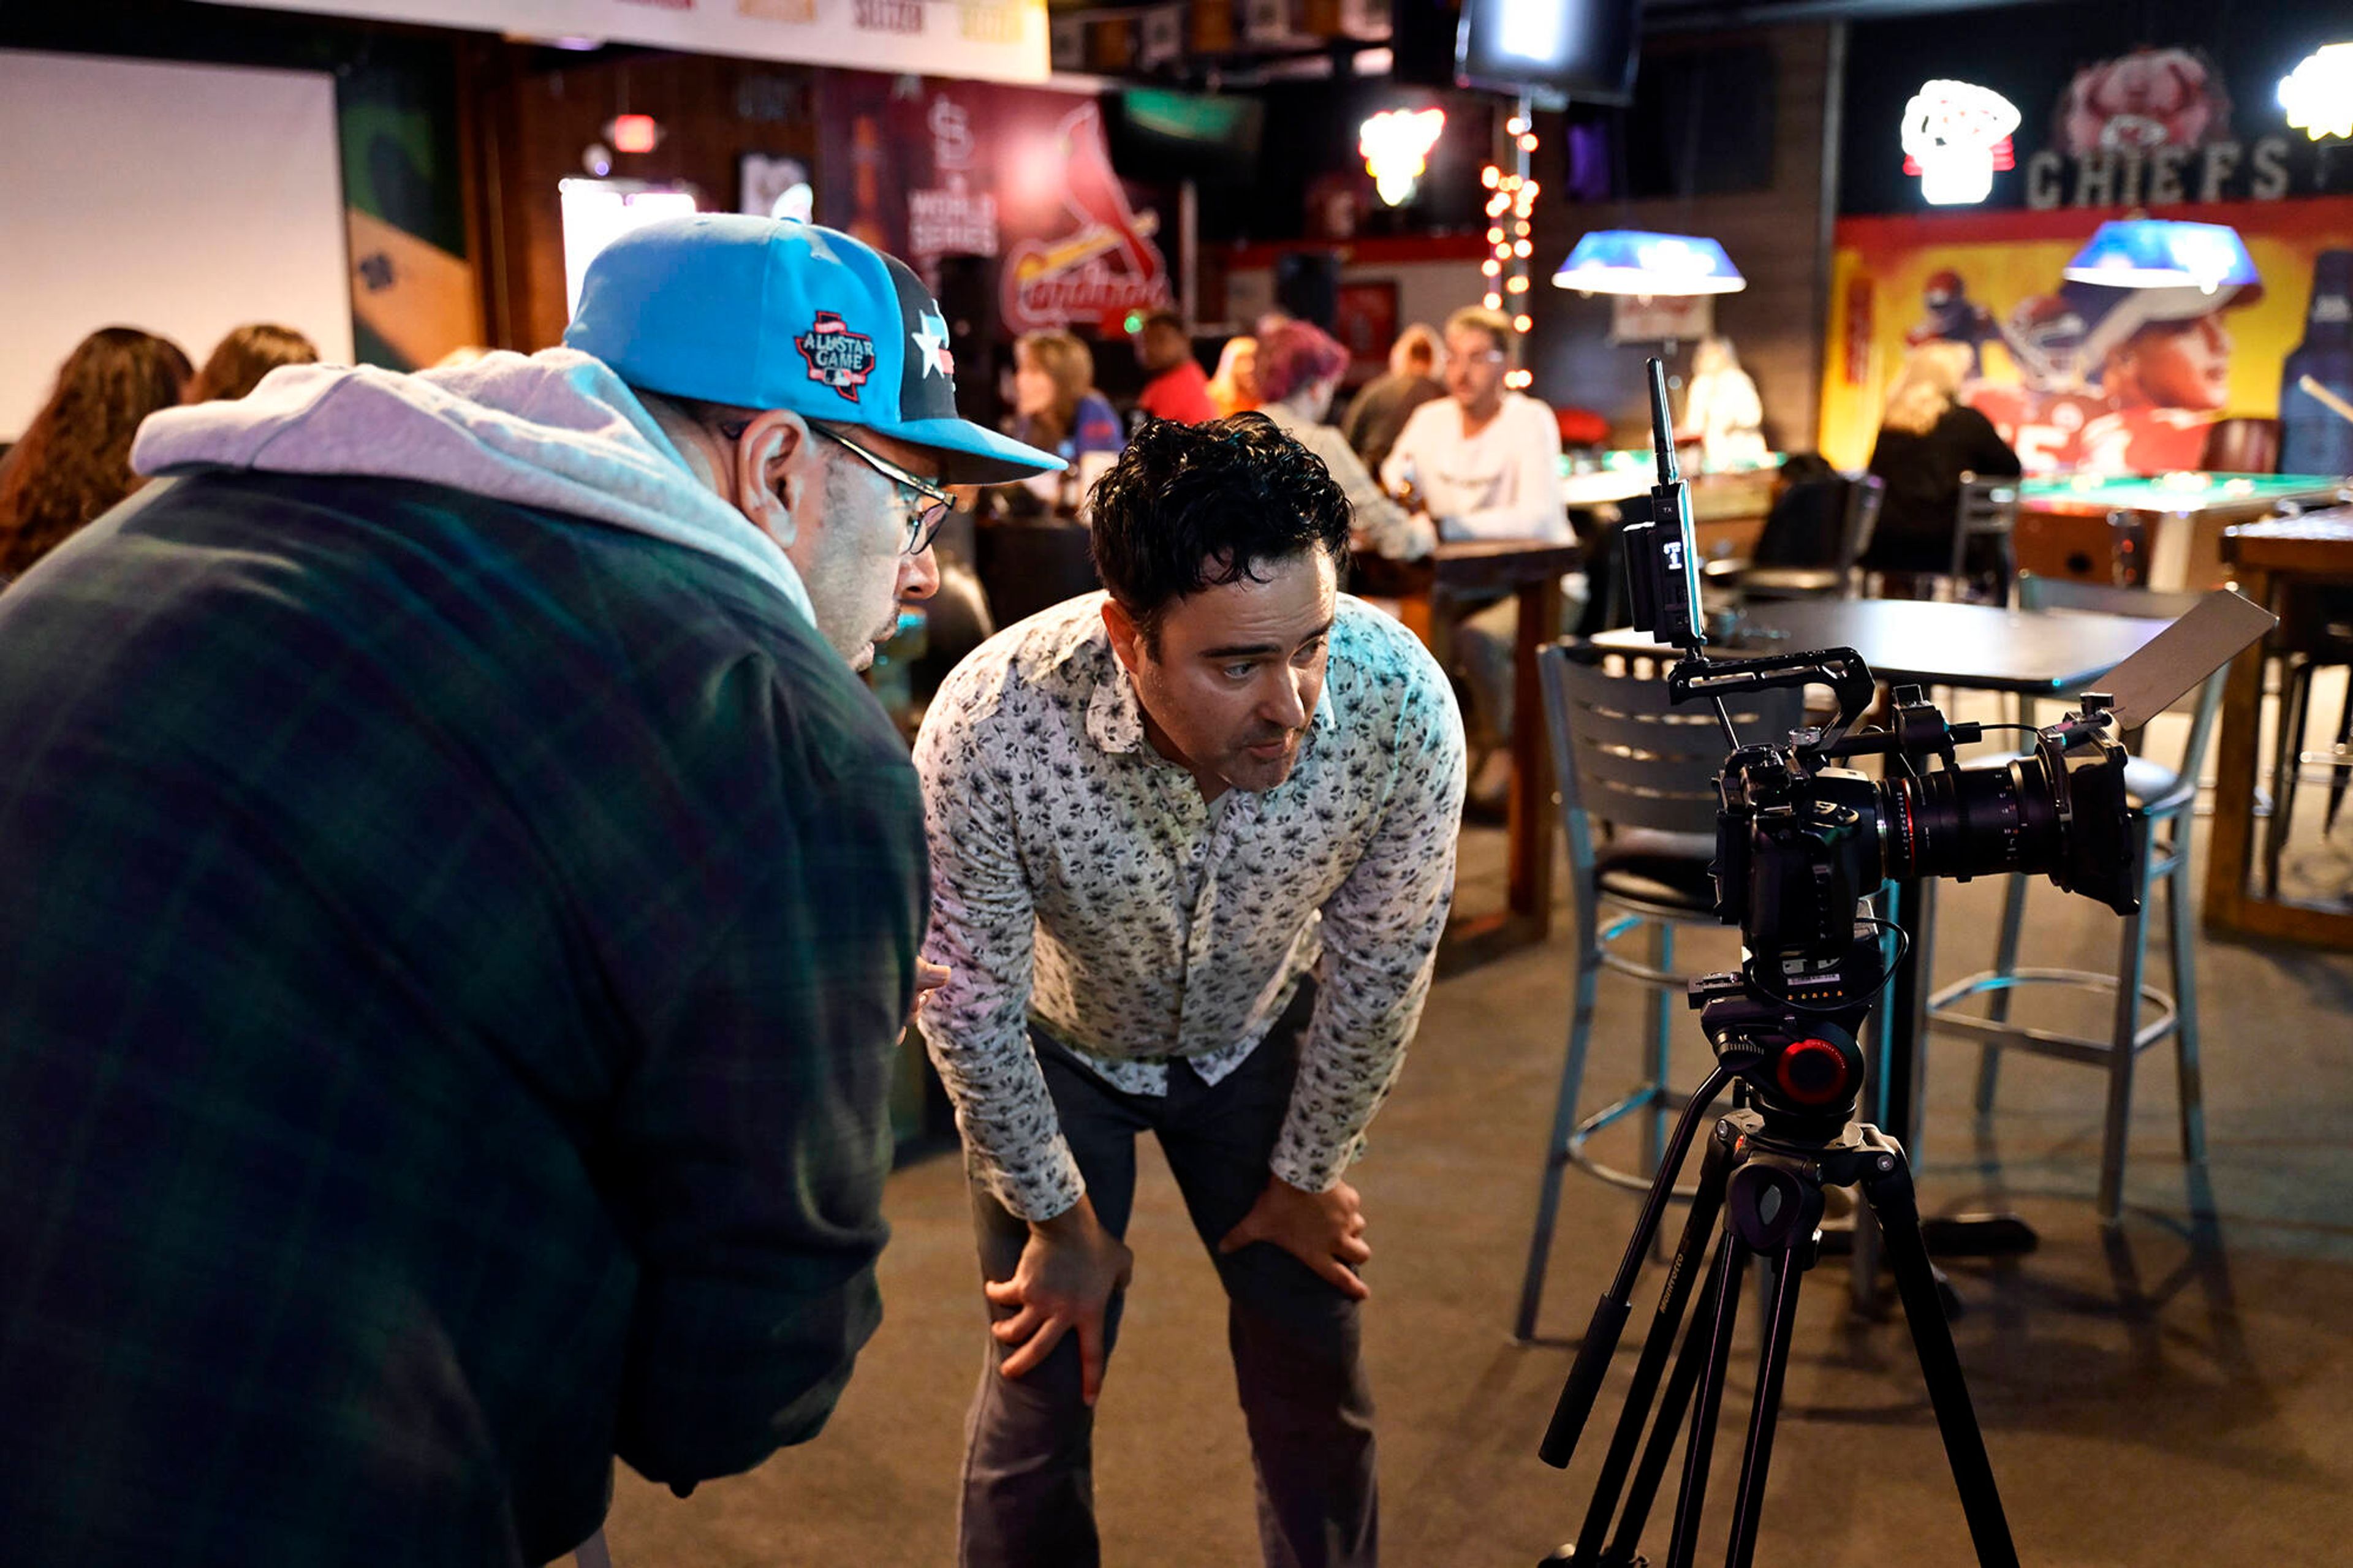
top-left (1205, 334), bottom-right (1260, 418)
top-left (187, 322), bottom-right (319, 403)
top-left (0, 325), bottom-right (192, 581)
top-left (1012, 329), bottom-right (1123, 466)
top-left (1862, 340), bottom-right (2021, 595)
top-left (1254, 319), bottom-right (1433, 561)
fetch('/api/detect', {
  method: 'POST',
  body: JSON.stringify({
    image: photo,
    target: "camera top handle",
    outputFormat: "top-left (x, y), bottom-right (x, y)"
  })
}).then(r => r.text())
top-left (1665, 646), bottom-right (1878, 757)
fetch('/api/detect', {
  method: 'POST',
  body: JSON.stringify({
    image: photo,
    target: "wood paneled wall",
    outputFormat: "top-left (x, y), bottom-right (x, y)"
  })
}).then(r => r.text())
top-left (472, 50), bottom-right (821, 353)
top-left (1529, 24), bottom-right (1835, 453)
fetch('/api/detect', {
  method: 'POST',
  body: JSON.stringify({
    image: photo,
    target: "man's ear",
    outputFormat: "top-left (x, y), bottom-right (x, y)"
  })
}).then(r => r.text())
top-left (1101, 596), bottom-right (1147, 677)
top-left (735, 408), bottom-right (813, 547)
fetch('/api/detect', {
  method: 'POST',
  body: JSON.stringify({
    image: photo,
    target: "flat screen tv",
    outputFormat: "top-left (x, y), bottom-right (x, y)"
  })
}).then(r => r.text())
top-left (1101, 88), bottom-right (1267, 187)
top-left (1456, 0), bottom-right (1642, 107)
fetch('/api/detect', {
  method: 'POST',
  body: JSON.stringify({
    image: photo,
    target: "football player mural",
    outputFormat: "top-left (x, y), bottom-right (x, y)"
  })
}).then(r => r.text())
top-left (1820, 33), bottom-right (2352, 475)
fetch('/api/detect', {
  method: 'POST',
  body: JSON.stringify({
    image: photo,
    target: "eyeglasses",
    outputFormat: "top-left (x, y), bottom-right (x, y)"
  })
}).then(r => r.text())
top-left (718, 419), bottom-right (955, 556)
top-left (811, 423), bottom-right (957, 556)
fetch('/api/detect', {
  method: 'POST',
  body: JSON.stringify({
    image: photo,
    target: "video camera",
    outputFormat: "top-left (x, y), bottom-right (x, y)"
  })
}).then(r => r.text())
top-left (1618, 358), bottom-right (2136, 998)
top-left (1532, 368), bottom-right (2276, 1566)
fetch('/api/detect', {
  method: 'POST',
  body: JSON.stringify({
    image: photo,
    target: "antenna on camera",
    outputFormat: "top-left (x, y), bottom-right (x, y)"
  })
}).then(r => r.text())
top-left (1620, 358), bottom-right (1708, 662)
top-left (1648, 355), bottom-right (1679, 490)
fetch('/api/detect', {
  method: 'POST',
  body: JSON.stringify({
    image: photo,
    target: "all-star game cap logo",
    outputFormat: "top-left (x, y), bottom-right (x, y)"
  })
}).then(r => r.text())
top-left (795, 310), bottom-right (877, 401)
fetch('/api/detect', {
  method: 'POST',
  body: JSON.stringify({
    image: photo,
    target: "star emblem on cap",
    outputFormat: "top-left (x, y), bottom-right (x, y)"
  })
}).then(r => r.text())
top-left (911, 311), bottom-right (955, 380)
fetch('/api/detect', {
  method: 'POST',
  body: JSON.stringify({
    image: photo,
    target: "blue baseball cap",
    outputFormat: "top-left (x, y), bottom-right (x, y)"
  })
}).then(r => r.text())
top-left (564, 214), bottom-right (1063, 485)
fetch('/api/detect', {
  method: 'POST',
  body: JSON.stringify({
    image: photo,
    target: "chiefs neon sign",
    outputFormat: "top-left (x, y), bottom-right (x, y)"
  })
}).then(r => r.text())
top-left (1901, 80), bottom-right (2020, 205)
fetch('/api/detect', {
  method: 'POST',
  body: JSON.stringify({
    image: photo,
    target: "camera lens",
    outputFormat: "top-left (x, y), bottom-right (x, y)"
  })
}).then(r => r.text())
top-left (1876, 737), bottom-right (2139, 915)
top-left (1879, 757), bottom-right (2057, 882)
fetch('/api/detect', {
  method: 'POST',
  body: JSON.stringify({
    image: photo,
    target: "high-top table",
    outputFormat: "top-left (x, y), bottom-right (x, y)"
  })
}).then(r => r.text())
top-left (2204, 510), bottom-right (2353, 949)
top-left (1354, 538), bottom-right (1581, 974)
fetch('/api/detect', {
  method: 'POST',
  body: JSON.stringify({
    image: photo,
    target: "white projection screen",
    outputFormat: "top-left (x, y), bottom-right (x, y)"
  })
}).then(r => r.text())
top-left (0, 50), bottom-right (355, 441)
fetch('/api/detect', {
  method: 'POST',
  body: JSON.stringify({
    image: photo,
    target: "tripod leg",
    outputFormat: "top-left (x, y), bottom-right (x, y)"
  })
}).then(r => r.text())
top-left (1604, 1230), bottom-right (1732, 1566)
top-left (1571, 1120), bottom-right (1738, 1562)
top-left (1664, 1234), bottom-right (1749, 1568)
top-left (1542, 1065), bottom-right (1740, 1471)
top-left (1722, 1237), bottom-right (1808, 1568)
top-left (1862, 1145), bottom-right (2022, 1568)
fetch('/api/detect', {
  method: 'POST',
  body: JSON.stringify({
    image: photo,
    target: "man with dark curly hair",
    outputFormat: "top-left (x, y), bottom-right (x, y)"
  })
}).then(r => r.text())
top-left (914, 414), bottom-right (1467, 1568)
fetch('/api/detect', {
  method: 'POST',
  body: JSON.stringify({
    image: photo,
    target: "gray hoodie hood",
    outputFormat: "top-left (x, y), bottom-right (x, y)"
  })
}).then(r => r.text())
top-left (131, 348), bottom-right (816, 626)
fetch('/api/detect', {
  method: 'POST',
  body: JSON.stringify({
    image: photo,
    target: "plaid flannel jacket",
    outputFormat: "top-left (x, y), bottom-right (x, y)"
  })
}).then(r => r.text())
top-left (0, 471), bottom-right (925, 1566)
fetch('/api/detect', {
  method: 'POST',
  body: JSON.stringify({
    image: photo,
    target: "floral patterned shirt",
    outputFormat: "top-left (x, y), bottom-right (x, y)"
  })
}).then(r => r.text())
top-left (913, 593), bottom-right (1467, 1221)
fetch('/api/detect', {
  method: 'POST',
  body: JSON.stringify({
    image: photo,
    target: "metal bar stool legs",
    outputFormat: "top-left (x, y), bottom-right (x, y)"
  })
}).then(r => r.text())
top-left (1950, 810), bottom-right (2205, 1224)
top-left (1516, 907), bottom-right (1710, 1341)
top-left (1643, 923), bottom-right (1675, 1179)
top-left (1518, 887), bottom-right (1605, 1343)
top-left (2165, 824), bottom-right (2209, 1170)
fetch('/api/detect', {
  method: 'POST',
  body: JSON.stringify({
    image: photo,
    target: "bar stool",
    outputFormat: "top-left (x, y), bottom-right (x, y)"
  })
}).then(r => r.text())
top-left (1927, 576), bottom-right (2221, 1224)
top-left (1514, 639), bottom-right (1803, 1341)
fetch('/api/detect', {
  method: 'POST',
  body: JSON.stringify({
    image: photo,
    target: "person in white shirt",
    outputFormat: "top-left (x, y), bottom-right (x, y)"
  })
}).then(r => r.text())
top-left (914, 414), bottom-right (1466, 1568)
top-left (1379, 306), bottom-right (1569, 808)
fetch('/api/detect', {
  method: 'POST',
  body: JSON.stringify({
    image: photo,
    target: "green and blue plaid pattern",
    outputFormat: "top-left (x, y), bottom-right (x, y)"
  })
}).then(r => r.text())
top-left (0, 471), bottom-right (925, 1566)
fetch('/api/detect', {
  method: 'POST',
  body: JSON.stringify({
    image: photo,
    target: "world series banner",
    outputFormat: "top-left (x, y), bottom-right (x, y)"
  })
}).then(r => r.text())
top-left (817, 73), bottom-right (1173, 336)
top-left (1817, 199), bottom-right (2353, 474)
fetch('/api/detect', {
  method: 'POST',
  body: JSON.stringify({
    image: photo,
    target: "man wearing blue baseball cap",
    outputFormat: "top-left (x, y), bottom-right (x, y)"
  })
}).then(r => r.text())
top-left (0, 216), bottom-right (1056, 1568)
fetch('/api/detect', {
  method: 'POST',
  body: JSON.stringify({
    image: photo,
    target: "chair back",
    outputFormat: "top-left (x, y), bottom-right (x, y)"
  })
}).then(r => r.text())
top-left (1838, 474), bottom-right (1885, 586)
top-left (2016, 572), bottom-right (2203, 621)
top-left (1952, 472), bottom-right (2021, 600)
top-left (1539, 640), bottom-right (1806, 850)
top-left (1752, 477), bottom-right (1847, 569)
top-left (2200, 416), bottom-right (2281, 475)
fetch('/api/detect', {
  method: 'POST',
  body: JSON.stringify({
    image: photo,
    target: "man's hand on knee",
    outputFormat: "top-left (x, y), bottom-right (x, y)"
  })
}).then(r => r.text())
top-left (1217, 1175), bottom-right (1372, 1300)
top-left (983, 1193), bottom-right (1134, 1406)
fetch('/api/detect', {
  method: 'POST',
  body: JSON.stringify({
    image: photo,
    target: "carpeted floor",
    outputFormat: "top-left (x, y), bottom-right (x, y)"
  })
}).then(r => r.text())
top-left (603, 763), bottom-right (2353, 1567)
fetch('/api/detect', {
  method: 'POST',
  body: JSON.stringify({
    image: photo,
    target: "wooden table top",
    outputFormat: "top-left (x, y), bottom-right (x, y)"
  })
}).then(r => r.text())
top-left (1350, 538), bottom-right (1581, 600)
top-left (2222, 509), bottom-right (2353, 577)
top-left (1598, 598), bottom-right (2174, 695)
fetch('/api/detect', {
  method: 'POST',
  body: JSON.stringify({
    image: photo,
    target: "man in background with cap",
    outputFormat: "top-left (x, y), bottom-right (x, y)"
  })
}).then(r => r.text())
top-left (0, 216), bottom-right (1059, 1568)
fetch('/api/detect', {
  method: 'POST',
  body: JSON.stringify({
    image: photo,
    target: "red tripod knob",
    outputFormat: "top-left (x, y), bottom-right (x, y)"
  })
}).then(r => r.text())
top-left (1774, 1037), bottom-right (1852, 1106)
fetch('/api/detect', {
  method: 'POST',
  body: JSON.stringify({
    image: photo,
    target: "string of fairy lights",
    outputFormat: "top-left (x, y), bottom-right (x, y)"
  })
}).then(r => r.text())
top-left (1480, 94), bottom-right (1540, 390)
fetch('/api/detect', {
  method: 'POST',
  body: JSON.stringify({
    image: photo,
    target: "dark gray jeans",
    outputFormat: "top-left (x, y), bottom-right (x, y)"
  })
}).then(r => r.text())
top-left (957, 981), bottom-right (1377, 1568)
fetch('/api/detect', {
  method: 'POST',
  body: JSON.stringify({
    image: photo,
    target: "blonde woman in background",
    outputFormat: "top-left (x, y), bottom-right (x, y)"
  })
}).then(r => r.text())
top-left (1677, 335), bottom-right (1768, 472)
top-left (1862, 339), bottom-right (2021, 589)
top-left (1339, 323), bottom-right (1446, 474)
top-left (1205, 335), bottom-right (1260, 417)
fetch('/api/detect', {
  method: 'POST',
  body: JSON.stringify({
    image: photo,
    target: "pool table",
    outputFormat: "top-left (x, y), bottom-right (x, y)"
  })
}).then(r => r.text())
top-left (2015, 471), bottom-right (2351, 591)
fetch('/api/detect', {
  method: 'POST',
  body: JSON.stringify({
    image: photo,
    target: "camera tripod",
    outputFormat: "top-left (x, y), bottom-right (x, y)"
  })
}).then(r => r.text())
top-left (1534, 952), bottom-right (2020, 1568)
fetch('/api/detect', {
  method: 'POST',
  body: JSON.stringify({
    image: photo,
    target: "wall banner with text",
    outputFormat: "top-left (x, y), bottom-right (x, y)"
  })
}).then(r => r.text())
top-left (817, 73), bottom-right (1173, 336)
top-left (197, 0), bottom-right (1051, 85)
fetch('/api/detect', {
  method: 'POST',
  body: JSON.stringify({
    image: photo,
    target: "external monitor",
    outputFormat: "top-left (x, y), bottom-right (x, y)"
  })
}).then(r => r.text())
top-left (1455, 0), bottom-right (1643, 107)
